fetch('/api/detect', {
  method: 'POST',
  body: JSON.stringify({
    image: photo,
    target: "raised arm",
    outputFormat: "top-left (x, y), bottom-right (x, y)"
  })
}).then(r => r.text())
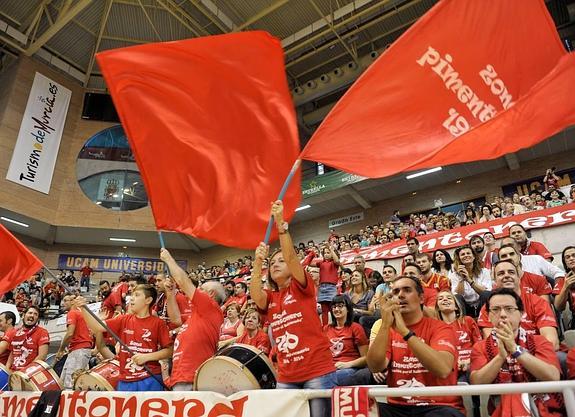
top-left (250, 243), bottom-right (269, 310)
top-left (160, 249), bottom-right (196, 299)
top-left (272, 200), bottom-right (305, 286)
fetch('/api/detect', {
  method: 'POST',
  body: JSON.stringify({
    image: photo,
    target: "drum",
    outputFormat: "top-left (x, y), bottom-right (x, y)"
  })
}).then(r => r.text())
top-left (195, 344), bottom-right (276, 395)
top-left (0, 363), bottom-right (10, 391)
top-left (9, 360), bottom-right (62, 391)
top-left (74, 359), bottom-right (120, 391)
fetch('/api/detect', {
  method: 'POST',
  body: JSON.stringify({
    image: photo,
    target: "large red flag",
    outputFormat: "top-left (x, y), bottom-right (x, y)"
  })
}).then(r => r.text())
top-left (97, 32), bottom-right (300, 249)
top-left (0, 224), bottom-right (43, 296)
top-left (301, 0), bottom-right (571, 177)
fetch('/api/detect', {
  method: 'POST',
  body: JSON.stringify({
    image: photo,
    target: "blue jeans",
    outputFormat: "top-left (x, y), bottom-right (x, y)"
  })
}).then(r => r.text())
top-left (277, 371), bottom-right (337, 417)
top-left (117, 375), bottom-right (164, 391)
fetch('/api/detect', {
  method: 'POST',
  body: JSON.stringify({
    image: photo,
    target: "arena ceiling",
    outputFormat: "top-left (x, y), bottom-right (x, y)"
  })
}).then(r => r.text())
top-left (1, 0), bottom-right (575, 251)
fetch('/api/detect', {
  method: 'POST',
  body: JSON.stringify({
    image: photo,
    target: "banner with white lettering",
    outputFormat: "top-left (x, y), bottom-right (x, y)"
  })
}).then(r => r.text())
top-left (57, 254), bottom-right (188, 274)
top-left (340, 203), bottom-right (575, 263)
top-left (0, 390), bottom-right (309, 417)
top-left (6, 72), bottom-right (71, 194)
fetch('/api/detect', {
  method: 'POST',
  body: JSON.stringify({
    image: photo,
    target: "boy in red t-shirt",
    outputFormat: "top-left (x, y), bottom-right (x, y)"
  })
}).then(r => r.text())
top-left (77, 284), bottom-right (173, 391)
top-left (367, 276), bottom-right (465, 417)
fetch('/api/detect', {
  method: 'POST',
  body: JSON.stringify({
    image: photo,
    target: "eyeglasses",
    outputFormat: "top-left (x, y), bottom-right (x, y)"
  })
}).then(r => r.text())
top-left (331, 303), bottom-right (346, 309)
top-left (489, 306), bottom-right (519, 314)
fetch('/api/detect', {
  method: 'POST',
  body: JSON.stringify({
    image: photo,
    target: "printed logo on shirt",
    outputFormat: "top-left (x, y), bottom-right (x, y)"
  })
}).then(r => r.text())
top-left (283, 294), bottom-right (296, 306)
top-left (142, 328), bottom-right (152, 341)
top-left (457, 331), bottom-right (469, 343)
top-left (123, 329), bottom-right (134, 335)
top-left (329, 337), bottom-right (344, 356)
top-left (396, 377), bottom-right (426, 400)
top-left (276, 331), bottom-right (299, 353)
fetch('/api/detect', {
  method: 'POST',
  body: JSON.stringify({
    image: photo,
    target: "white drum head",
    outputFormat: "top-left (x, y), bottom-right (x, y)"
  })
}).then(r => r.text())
top-left (195, 356), bottom-right (260, 395)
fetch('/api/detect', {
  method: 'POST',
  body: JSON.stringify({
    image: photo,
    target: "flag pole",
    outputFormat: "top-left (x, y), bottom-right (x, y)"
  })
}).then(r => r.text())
top-left (263, 159), bottom-right (302, 244)
top-left (158, 231), bottom-right (166, 249)
top-left (43, 266), bottom-right (171, 390)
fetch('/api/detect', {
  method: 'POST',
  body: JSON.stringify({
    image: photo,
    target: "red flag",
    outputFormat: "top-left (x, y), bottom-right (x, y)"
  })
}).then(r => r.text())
top-left (0, 224), bottom-right (43, 295)
top-left (97, 32), bottom-right (300, 249)
top-left (301, 0), bottom-right (570, 177)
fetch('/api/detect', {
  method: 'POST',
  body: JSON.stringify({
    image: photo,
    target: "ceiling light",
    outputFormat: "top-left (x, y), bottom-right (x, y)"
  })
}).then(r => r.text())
top-left (109, 237), bottom-right (136, 242)
top-left (412, 192), bottom-right (417, 196)
top-left (456, 179), bottom-right (462, 184)
top-left (112, 194), bottom-right (119, 198)
top-left (295, 204), bottom-right (311, 212)
top-left (406, 166), bottom-right (442, 180)
top-left (0, 216), bottom-right (29, 228)
top-left (96, 201), bottom-right (102, 205)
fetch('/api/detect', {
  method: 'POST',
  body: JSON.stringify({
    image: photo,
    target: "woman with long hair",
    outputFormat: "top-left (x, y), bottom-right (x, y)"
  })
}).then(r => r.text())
top-left (478, 205), bottom-right (495, 223)
top-left (448, 246), bottom-right (492, 318)
top-left (553, 246), bottom-right (575, 328)
top-left (324, 294), bottom-right (369, 386)
top-left (346, 270), bottom-right (374, 321)
top-left (338, 268), bottom-right (353, 294)
top-left (250, 201), bottom-right (336, 417)
top-left (432, 249), bottom-right (453, 275)
top-left (435, 291), bottom-right (481, 379)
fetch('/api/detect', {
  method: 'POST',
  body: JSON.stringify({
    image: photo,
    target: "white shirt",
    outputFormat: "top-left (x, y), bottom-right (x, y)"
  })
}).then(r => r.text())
top-left (521, 255), bottom-right (564, 281)
top-left (449, 268), bottom-right (492, 306)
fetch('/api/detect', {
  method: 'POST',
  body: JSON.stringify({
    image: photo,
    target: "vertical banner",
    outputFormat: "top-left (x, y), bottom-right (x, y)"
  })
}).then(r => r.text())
top-left (6, 72), bottom-right (71, 194)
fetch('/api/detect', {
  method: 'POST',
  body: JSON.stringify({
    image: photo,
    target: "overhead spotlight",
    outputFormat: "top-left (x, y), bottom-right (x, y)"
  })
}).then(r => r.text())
top-left (109, 237), bottom-right (136, 242)
top-left (295, 205), bottom-right (311, 212)
top-left (319, 74), bottom-right (330, 83)
top-left (333, 67), bottom-right (344, 77)
top-left (369, 50), bottom-right (379, 59)
top-left (347, 61), bottom-right (358, 70)
top-left (0, 216), bottom-right (29, 227)
top-left (406, 167), bottom-right (443, 180)
top-left (412, 192), bottom-right (417, 196)
top-left (456, 179), bottom-right (462, 184)
top-left (306, 80), bottom-right (317, 89)
top-left (293, 86), bottom-right (305, 95)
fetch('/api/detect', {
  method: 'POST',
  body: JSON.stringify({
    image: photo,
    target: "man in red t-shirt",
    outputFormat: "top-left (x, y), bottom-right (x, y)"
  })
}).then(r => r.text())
top-left (367, 276), bottom-right (465, 417)
top-left (7, 306), bottom-right (49, 371)
top-left (222, 281), bottom-right (248, 311)
top-left (56, 293), bottom-right (94, 389)
top-left (78, 284), bottom-right (173, 391)
top-left (236, 309), bottom-right (271, 354)
top-left (476, 260), bottom-right (559, 350)
top-left (0, 311), bottom-right (17, 365)
top-left (509, 224), bottom-right (553, 260)
top-left (498, 244), bottom-right (552, 303)
top-left (470, 288), bottom-right (562, 416)
top-left (80, 265), bottom-right (93, 291)
top-left (160, 248), bottom-right (224, 390)
top-left (415, 253), bottom-right (450, 303)
top-left (153, 273), bottom-right (193, 328)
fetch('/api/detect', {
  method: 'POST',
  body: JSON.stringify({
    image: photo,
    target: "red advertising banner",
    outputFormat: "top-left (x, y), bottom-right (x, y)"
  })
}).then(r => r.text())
top-left (339, 203), bottom-right (575, 264)
top-left (0, 390), bottom-right (309, 417)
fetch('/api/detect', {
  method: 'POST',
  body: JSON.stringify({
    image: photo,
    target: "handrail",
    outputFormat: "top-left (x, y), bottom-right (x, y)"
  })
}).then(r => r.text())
top-left (304, 381), bottom-right (575, 417)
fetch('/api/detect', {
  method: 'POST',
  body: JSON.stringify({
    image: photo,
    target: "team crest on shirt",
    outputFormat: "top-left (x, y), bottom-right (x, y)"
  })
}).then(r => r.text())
top-left (329, 338), bottom-right (344, 356)
top-left (396, 378), bottom-right (426, 400)
top-left (283, 294), bottom-right (296, 305)
top-left (142, 328), bottom-right (152, 341)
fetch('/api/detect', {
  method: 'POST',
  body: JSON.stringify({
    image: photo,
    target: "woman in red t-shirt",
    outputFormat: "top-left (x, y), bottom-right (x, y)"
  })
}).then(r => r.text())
top-left (250, 201), bottom-right (336, 417)
top-left (435, 291), bottom-right (482, 381)
top-left (218, 302), bottom-right (244, 348)
top-left (324, 294), bottom-right (368, 386)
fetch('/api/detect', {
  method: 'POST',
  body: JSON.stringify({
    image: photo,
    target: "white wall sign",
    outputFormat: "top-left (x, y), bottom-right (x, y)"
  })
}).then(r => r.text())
top-left (328, 212), bottom-right (364, 229)
top-left (6, 72), bottom-right (71, 194)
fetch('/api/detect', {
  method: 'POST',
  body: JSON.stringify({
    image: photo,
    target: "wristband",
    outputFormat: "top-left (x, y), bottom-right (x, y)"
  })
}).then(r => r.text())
top-left (511, 346), bottom-right (525, 359)
top-left (403, 330), bottom-right (415, 341)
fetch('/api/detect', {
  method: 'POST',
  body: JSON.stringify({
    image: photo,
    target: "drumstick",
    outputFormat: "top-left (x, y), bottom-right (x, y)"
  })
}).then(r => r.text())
top-left (44, 267), bottom-right (171, 391)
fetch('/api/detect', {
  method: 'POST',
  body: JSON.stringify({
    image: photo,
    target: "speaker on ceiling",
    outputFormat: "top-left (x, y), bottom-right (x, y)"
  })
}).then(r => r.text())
top-left (82, 92), bottom-right (120, 122)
